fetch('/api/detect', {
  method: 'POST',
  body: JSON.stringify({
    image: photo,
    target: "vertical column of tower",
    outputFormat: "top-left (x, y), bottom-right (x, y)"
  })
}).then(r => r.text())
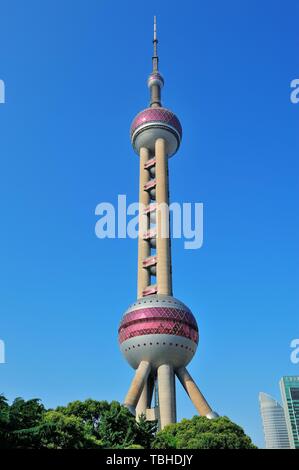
top-left (137, 147), bottom-right (151, 298)
top-left (136, 375), bottom-right (155, 420)
top-left (155, 137), bottom-right (172, 295)
top-left (124, 361), bottom-right (151, 414)
top-left (157, 364), bottom-right (176, 427)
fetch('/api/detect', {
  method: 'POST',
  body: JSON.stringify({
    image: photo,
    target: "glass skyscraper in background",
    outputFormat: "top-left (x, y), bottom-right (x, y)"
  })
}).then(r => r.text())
top-left (259, 392), bottom-right (290, 449)
top-left (280, 376), bottom-right (299, 449)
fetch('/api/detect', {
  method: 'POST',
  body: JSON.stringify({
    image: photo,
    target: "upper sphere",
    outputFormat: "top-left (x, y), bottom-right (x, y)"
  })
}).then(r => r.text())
top-left (147, 71), bottom-right (164, 88)
top-left (130, 107), bottom-right (182, 157)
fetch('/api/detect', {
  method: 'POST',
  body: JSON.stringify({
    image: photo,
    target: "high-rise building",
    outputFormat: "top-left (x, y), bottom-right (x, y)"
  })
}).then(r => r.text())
top-left (279, 376), bottom-right (299, 449)
top-left (259, 392), bottom-right (290, 449)
top-left (117, 18), bottom-right (218, 429)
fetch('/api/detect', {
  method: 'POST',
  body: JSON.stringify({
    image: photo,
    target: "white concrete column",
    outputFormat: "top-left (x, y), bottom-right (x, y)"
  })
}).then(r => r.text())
top-left (176, 367), bottom-right (213, 417)
top-left (124, 361), bottom-right (151, 415)
top-left (172, 366), bottom-right (177, 423)
top-left (155, 138), bottom-right (172, 295)
top-left (157, 363), bottom-right (176, 429)
top-left (137, 147), bottom-right (150, 298)
top-left (136, 375), bottom-right (154, 421)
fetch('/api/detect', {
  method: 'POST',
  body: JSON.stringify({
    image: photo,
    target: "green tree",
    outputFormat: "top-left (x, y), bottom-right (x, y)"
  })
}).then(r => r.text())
top-left (96, 401), bottom-right (139, 448)
top-left (56, 398), bottom-right (110, 435)
top-left (0, 395), bottom-right (10, 447)
top-left (56, 400), bottom-right (157, 449)
top-left (136, 413), bottom-right (157, 448)
top-left (0, 395), bottom-right (157, 449)
top-left (8, 397), bottom-right (45, 431)
top-left (40, 410), bottom-right (102, 448)
top-left (0, 396), bottom-right (47, 449)
top-left (152, 416), bottom-right (257, 449)
top-left (7, 422), bottom-right (54, 449)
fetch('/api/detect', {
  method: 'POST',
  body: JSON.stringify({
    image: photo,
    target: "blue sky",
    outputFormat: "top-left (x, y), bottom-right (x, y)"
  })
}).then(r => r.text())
top-left (0, 0), bottom-right (298, 448)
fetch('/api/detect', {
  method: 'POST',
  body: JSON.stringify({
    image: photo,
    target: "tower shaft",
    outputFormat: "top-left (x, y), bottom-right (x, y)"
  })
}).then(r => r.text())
top-left (155, 138), bottom-right (172, 295)
top-left (137, 138), bottom-right (172, 298)
top-left (137, 147), bottom-right (151, 298)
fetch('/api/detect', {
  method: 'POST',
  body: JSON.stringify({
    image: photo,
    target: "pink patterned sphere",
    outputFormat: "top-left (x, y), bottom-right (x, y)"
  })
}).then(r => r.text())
top-left (147, 72), bottom-right (164, 88)
top-left (130, 107), bottom-right (182, 157)
top-left (118, 295), bottom-right (198, 369)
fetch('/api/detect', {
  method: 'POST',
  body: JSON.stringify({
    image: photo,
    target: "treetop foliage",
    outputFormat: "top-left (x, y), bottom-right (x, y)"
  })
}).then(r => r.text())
top-left (0, 394), bottom-right (256, 449)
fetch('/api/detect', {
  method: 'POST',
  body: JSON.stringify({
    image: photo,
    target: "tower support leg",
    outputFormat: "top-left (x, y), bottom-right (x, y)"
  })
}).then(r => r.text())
top-left (176, 366), bottom-right (218, 419)
top-left (124, 361), bottom-right (151, 416)
top-left (157, 363), bottom-right (176, 429)
top-left (136, 375), bottom-right (154, 421)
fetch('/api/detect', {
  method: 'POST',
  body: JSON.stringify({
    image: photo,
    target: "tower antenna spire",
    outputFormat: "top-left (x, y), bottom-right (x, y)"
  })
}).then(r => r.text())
top-left (152, 15), bottom-right (158, 72)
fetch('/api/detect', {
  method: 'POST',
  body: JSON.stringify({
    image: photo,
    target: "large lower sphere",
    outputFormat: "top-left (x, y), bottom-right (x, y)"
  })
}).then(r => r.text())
top-left (118, 295), bottom-right (198, 369)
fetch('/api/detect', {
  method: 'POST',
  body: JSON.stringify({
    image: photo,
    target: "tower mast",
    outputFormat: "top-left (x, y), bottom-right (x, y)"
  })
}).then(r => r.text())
top-left (152, 15), bottom-right (158, 72)
top-left (149, 16), bottom-right (163, 108)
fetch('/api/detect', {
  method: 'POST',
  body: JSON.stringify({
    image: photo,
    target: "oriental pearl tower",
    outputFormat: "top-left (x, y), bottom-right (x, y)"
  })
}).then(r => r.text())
top-left (118, 17), bottom-right (218, 429)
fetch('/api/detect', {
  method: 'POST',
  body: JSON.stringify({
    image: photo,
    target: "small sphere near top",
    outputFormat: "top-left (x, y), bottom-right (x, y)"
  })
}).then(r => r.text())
top-left (131, 107), bottom-right (182, 157)
top-left (147, 71), bottom-right (164, 89)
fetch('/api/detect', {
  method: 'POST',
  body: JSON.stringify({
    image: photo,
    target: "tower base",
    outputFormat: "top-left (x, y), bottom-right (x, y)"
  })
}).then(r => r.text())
top-left (124, 363), bottom-right (218, 429)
